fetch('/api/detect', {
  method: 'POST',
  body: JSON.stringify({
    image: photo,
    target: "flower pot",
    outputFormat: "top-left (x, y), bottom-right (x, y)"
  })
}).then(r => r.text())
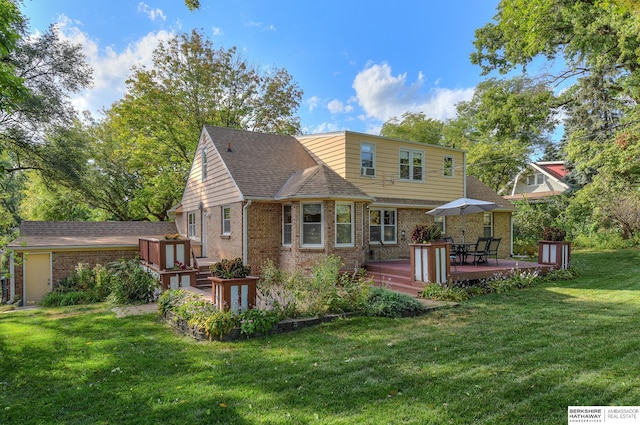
top-left (209, 276), bottom-right (258, 312)
top-left (538, 241), bottom-right (571, 270)
top-left (409, 242), bottom-right (451, 284)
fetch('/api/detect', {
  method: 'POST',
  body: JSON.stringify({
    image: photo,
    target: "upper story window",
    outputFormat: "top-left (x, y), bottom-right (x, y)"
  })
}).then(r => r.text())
top-left (360, 142), bottom-right (376, 177)
top-left (301, 202), bottom-right (323, 247)
top-left (399, 148), bottom-right (423, 181)
top-left (187, 212), bottom-right (196, 238)
top-left (483, 212), bottom-right (493, 237)
top-left (527, 173), bottom-right (544, 186)
top-left (282, 204), bottom-right (292, 246)
top-left (443, 156), bottom-right (454, 177)
top-left (369, 209), bottom-right (396, 244)
top-left (335, 203), bottom-right (354, 247)
top-left (222, 206), bottom-right (231, 235)
top-left (201, 147), bottom-right (208, 181)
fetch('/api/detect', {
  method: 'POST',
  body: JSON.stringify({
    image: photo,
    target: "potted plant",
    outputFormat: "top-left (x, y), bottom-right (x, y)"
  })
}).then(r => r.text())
top-left (411, 224), bottom-right (442, 244)
top-left (209, 258), bottom-right (258, 312)
top-left (539, 227), bottom-right (571, 270)
top-left (409, 224), bottom-right (449, 285)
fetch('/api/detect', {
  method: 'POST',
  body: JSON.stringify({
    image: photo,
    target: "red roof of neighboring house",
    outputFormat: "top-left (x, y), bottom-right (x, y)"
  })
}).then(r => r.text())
top-left (537, 162), bottom-right (568, 180)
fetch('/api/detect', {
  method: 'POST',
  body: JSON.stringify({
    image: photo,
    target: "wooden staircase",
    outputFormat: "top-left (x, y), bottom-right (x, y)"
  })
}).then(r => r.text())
top-left (191, 255), bottom-right (215, 290)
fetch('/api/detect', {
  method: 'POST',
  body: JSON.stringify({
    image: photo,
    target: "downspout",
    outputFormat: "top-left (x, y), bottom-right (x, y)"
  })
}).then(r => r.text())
top-left (9, 252), bottom-right (15, 302)
top-left (463, 151), bottom-right (467, 197)
top-left (242, 199), bottom-right (252, 265)
top-left (510, 214), bottom-right (514, 257)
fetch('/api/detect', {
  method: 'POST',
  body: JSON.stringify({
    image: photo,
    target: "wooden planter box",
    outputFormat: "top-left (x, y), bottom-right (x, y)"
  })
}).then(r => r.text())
top-left (158, 269), bottom-right (197, 290)
top-left (538, 241), bottom-right (571, 270)
top-left (209, 276), bottom-right (258, 312)
top-left (410, 242), bottom-right (450, 284)
top-left (139, 238), bottom-right (191, 271)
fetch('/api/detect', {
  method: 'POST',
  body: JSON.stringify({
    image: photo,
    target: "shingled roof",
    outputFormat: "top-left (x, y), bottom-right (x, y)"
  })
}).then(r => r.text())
top-left (8, 221), bottom-right (177, 250)
top-left (205, 126), bottom-right (319, 199)
top-left (275, 164), bottom-right (372, 201)
top-left (466, 176), bottom-right (515, 211)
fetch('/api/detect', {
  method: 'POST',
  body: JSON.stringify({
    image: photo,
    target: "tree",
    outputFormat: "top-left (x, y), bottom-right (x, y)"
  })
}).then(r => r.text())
top-left (379, 112), bottom-right (444, 145)
top-left (443, 77), bottom-right (556, 192)
top-left (0, 0), bottom-right (29, 113)
top-left (85, 29), bottom-right (303, 221)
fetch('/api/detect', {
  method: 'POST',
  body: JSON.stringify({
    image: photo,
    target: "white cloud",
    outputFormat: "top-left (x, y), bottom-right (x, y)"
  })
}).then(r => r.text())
top-left (55, 15), bottom-right (173, 116)
top-left (307, 96), bottom-right (321, 112)
top-left (327, 99), bottom-right (353, 114)
top-left (352, 62), bottom-right (474, 123)
top-left (137, 2), bottom-right (166, 22)
top-left (212, 26), bottom-right (224, 36)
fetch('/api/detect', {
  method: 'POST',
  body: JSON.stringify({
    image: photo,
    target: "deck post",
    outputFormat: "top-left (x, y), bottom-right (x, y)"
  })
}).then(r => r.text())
top-left (410, 242), bottom-right (450, 284)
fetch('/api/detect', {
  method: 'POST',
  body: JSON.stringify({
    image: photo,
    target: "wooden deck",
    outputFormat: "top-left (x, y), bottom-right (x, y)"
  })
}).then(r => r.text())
top-left (365, 258), bottom-right (551, 297)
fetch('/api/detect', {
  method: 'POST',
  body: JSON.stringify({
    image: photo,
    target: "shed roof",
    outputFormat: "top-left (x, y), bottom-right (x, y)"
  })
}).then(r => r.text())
top-left (8, 221), bottom-right (177, 250)
top-left (466, 176), bottom-right (515, 211)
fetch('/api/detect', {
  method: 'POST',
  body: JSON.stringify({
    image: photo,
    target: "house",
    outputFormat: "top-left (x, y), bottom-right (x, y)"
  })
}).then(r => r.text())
top-left (173, 126), bottom-right (515, 274)
top-left (504, 161), bottom-right (569, 201)
top-left (6, 221), bottom-right (177, 304)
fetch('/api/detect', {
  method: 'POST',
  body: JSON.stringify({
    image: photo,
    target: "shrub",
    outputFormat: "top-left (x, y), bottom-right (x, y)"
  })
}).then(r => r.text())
top-left (210, 258), bottom-right (251, 279)
top-left (106, 259), bottom-right (159, 305)
top-left (420, 283), bottom-right (470, 302)
top-left (362, 287), bottom-right (428, 318)
top-left (237, 309), bottom-right (281, 336)
top-left (257, 259), bottom-right (300, 317)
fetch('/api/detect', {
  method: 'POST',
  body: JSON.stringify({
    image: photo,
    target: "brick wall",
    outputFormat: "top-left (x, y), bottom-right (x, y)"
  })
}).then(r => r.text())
top-left (205, 202), bottom-right (243, 261)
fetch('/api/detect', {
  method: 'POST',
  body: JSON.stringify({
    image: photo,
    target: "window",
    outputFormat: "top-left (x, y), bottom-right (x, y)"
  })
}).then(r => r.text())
top-left (527, 173), bottom-right (544, 186)
top-left (369, 209), bottom-right (396, 244)
top-left (282, 204), bottom-right (292, 246)
top-left (443, 156), bottom-right (454, 177)
top-left (222, 206), bottom-right (231, 235)
top-left (399, 148), bottom-right (423, 181)
top-left (187, 212), bottom-right (196, 238)
top-left (434, 215), bottom-right (445, 234)
top-left (301, 203), bottom-right (323, 247)
top-left (335, 203), bottom-right (354, 246)
top-left (483, 212), bottom-right (493, 237)
top-left (360, 142), bottom-right (376, 177)
top-left (201, 147), bottom-right (208, 181)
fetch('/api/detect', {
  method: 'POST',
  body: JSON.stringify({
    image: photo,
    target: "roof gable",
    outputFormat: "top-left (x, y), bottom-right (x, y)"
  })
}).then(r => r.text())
top-left (205, 126), bottom-right (319, 198)
top-left (275, 164), bottom-right (372, 200)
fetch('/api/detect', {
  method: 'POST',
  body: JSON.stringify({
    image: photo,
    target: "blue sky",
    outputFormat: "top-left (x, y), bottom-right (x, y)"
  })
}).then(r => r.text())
top-left (21, 0), bottom-right (500, 135)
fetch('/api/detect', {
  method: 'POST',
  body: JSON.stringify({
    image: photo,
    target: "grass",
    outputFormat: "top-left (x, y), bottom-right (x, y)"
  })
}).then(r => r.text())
top-left (1, 249), bottom-right (639, 424)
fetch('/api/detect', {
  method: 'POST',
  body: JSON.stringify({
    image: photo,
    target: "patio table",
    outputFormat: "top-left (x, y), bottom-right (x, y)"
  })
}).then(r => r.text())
top-left (452, 243), bottom-right (475, 265)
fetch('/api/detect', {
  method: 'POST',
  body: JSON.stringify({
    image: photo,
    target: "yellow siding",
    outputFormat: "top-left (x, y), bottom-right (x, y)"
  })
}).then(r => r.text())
top-left (349, 133), bottom-right (465, 202)
top-left (181, 130), bottom-right (242, 213)
top-left (297, 134), bottom-right (347, 177)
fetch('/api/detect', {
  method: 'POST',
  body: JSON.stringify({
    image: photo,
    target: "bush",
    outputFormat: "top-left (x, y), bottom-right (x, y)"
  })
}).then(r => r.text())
top-left (411, 224), bottom-right (442, 243)
top-left (362, 287), bottom-right (428, 318)
top-left (106, 259), bottom-right (159, 305)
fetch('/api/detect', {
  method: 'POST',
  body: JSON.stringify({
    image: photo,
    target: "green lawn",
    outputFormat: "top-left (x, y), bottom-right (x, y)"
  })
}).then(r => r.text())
top-left (1, 249), bottom-right (639, 424)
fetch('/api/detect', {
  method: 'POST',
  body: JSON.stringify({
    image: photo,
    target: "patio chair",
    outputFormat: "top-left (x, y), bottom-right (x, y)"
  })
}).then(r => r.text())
top-left (468, 237), bottom-right (492, 265)
top-left (487, 237), bottom-right (501, 265)
top-left (441, 236), bottom-right (457, 269)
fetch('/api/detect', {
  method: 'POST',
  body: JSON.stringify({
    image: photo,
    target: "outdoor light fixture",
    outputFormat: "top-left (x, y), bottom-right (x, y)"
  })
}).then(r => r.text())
top-left (401, 230), bottom-right (406, 240)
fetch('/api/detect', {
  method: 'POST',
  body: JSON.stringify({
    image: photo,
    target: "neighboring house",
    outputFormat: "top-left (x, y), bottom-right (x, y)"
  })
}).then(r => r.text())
top-left (504, 161), bottom-right (569, 201)
top-left (173, 126), bottom-right (515, 274)
top-left (7, 221), bottom-right (177, 304)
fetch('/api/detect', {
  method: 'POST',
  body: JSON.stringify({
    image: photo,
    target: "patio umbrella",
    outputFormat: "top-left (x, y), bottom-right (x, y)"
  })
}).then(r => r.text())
top-left (426, 197), bottom-right (499, 243)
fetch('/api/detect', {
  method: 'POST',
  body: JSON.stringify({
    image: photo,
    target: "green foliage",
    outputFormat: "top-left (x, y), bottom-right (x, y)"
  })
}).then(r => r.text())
top-left (257, 259), bottom-right (301, 317)
top-left (421, 266), bottom-right (578, 302)
top-left (43, 259), bottom-right (159, 307)
top-left (361, 287), bottom-right (428, 318)
top-left (379, 112), bottom-right (444, 145)
top-left (105, 259), bottom-right (159, 305)
top-left (512, 197), bottom-right (568, 254)
top-left (210, 258), bottom-right (252, 279)
top-left (238, 309), bottom-right (282, 337)
top-left (541, 227), bottom-right (566, 242)
top-left (411, 223), bottom-right (442, 243)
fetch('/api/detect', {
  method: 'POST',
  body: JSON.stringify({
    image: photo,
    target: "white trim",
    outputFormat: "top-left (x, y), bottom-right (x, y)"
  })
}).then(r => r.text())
top-left (187, 211), bottom-right (196, 238)
top-left (221, 205), bottom-right (231, 235)
top-left (201, 147), bottom-right (208, 181)
top-left (360, 142), bottom-right (376, 178)
top-left (335, 202), bottom-right (355, 247)
top-left (443, 155), bottom-right (454, 178)
top-left (398, 147), bottom-right (424, 182)
top-left (369, 208), bottom-right (397, 244)
top-left (300, 202), bottom-right (324, 248)
top-left (282, 204), bottom-right (292, 246)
